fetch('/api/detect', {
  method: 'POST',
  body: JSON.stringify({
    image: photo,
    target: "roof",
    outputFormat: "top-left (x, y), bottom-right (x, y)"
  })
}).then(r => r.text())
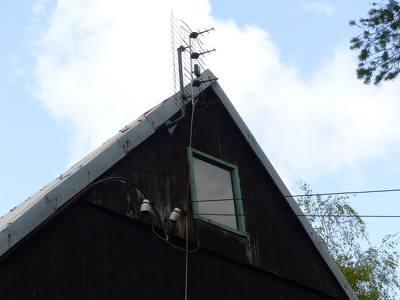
top-left (0, 69), bottom-right (357, 299)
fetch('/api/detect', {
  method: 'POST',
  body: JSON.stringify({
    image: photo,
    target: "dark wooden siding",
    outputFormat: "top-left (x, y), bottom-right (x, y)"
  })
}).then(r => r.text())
top-left (0, 201), bottom-right (346, 299)
top-left (0, 86), bottom-right (350, 299)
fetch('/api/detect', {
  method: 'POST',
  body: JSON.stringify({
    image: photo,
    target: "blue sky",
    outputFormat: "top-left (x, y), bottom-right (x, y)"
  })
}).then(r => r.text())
top-left (1, 0), bottom-right (400, 258)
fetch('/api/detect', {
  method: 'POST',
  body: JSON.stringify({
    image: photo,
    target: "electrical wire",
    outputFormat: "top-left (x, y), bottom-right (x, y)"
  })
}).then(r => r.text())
top-left (184, 38), bottom-right (196, 300)
top-left (150, 216), bottom-right (200, 252)
top-left (167, 236), bottom-right (200, 253)
top-left (92, 176), bottom-right (150, 199)
top-left (184, 214), bottom-right (189, 300)
top-left (151, 217), bottom-right (169, 241)
top-left (166, 187), bottom-right (400, 204)
top-left (190, 212), bottom-right (400, 218)
top-left (292, 188), bottom-right (400, 198)
top-left (91, 177), bottom-right (400, 219)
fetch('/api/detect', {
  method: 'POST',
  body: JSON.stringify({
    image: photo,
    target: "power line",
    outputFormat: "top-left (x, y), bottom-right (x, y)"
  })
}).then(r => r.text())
top-left (292, 188), bottom-right (400, 198)
top-left (92, 177), bottom-right (400, 219)
top-left (167, 187), bottom-right (400, 205)
top-left (94, 176), bottom-right (400, 203)
top-left (190, 213), bottom-right (400, 218)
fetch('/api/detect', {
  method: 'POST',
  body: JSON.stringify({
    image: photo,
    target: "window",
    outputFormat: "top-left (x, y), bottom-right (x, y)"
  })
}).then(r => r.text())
top-left (187, 148), bottom-right (246, 236)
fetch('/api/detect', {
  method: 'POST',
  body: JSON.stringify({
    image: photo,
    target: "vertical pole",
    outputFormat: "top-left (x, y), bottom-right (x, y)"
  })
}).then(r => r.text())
top-left (178, 46), bottom-right (185, 96)
top-left (177, 46), bottom-right (186, 117)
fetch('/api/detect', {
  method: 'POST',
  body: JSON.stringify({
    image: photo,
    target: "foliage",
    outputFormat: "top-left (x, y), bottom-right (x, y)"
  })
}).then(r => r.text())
top-left (296, 182), bottom-right (400, 300)
top-left (349, 0), bottom-right (400, 84)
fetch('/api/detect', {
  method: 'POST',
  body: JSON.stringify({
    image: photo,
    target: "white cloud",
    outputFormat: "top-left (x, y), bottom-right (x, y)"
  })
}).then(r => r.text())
top-left (302, 1), bottom-right (337, 16)
top-left (249, 49), bottom-right (400, 182)
top-left (31, 0), bottom-right (400, 188)
top-left (8, 53), bottom-right (26, 80)
top-left (32, 0), bottom-right (213, 164)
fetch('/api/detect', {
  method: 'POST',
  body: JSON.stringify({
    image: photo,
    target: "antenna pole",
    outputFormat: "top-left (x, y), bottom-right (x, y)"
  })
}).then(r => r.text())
top-left (177, 46), bottom-right (186, 119)
top-left (177, 46), bottom-right (185, 97)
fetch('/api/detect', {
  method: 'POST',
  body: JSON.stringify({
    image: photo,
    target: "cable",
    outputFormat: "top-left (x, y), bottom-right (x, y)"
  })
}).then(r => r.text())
top-left (90, 176), bottom-right (400, 219)
top-left (184, 48), bottom-right (197, 300)
top-left (293, 188), bottom-right (400, 198)
top-left (150, 211), bottom-right (200, 252)
top-left (151, 217), bottom-right (169, 241)
top-left (190, 212), bottom-right (400, 218)
top-left (92, 176), bottom-right (150, 199)
top-left (167, 236), bottom-right (200, 253)
top-left (166, 187), bottom-right (400, 205)
top-left (185, 214), bottom-right (189, 300)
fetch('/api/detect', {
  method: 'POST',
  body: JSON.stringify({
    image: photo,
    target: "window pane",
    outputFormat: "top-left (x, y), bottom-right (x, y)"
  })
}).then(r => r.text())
top-left (193, 157), bottom-right (237, 229)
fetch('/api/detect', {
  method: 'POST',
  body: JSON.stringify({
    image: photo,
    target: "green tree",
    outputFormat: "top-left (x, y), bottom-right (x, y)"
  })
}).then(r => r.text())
top-left (349, 0), bottom-right (400, 84)
top-left (296, 182), bottom-right (400, 300)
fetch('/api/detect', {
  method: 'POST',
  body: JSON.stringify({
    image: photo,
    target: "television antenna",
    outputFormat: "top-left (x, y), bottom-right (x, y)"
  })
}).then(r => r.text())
top-left (169, 12), bottom-right (217, 127)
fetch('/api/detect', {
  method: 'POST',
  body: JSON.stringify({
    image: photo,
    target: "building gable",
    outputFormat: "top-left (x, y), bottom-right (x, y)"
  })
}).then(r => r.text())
top-left (0, 70), bottom-right (357, 299)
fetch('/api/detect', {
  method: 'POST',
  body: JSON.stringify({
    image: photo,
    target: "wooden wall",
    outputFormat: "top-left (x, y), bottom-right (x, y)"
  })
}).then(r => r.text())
top-left (0, 201), bottom-right (347, 299)
top-left (0, 86), bottom-right (350, 299)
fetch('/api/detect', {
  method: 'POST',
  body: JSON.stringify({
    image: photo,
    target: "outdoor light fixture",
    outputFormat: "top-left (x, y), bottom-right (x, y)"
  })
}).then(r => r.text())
top-left (169, 207), bottom-right (181, 222)
top-left (140, 199), bottom-right (151, 214)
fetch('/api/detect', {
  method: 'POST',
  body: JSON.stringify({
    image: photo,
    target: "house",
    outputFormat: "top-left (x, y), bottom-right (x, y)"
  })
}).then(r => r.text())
top-left (0, 70), bottom-right (357, 299)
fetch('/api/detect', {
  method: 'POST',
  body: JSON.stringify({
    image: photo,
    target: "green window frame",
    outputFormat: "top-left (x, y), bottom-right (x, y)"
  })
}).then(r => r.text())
top-left (187, 147), bottom-right (246, 236)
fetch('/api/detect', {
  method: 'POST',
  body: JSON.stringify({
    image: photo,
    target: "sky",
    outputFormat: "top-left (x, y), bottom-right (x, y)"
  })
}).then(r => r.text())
top-left (1, 0), bottom-right (400, 261)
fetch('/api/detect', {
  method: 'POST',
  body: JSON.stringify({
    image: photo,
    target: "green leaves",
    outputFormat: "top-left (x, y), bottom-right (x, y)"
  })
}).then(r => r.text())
top-left (296, 182), bottom-right (400, 299)
top-left (350, 0), bottom-right (400, 84)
